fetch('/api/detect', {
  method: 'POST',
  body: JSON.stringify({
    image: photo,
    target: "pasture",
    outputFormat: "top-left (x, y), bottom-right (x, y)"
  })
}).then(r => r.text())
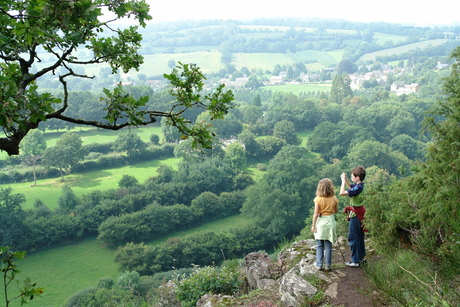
top-left (0, 125), bottom-right (176, 209)
top-left (359, 39), bottom-right (449, 61)
top-left (53, 47), bottom-right (345, 80)
top-left (9, 157), bottom-right (179, 210)
top-left (0, 126), bottom-right (162, 159)
top-left (4, 214), bottom-right (254, 307)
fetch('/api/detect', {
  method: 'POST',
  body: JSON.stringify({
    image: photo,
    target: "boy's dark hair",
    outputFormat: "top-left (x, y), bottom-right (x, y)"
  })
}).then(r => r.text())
top-left (351, 166), bottom-right (366, 181)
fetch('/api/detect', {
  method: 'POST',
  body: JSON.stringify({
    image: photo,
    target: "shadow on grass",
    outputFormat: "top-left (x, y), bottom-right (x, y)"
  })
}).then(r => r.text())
top-left (70, 170), bottom-right (113, 188)
top-left (131, 160), bottom-right (162, 169)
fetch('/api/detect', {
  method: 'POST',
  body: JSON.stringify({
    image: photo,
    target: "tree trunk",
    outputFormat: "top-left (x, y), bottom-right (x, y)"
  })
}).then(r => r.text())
top-left (32, 162), bottom-right (37, 186)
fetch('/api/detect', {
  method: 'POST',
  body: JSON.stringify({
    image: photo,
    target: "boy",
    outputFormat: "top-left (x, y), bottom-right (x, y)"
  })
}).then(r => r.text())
top-left (340, 166), bottom-right (366, 267)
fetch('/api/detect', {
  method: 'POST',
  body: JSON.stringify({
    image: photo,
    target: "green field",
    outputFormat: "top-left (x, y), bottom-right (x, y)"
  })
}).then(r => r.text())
top-left (233, 53), bottom-right (293, 71)
top-left (7, 157), bottom-right (179, 210)
top-left (373, 32), bottom-right (408, 44)
top-left (53, 49), bottom-right (342, 79)
top-left (0, 126), bottom-right (162, 160)
top-left (359, 39), bottom-right (449, 61)
top-left (4, 214), bottom-right (254, 307)
top-left (0, 125), bottom-right (178, 209)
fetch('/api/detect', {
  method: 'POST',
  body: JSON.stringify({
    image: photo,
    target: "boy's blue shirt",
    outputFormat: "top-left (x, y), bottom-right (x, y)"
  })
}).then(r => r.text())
top-left (348, 182), bottom-right (364, 197)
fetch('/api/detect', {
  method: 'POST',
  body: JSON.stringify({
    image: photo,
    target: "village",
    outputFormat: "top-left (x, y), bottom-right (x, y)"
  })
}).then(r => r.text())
top-left (216, 61), bottom-right (451, 95)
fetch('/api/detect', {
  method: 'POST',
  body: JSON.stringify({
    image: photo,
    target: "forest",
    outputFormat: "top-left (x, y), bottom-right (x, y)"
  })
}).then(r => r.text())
top-left (1, 0), bottom-right (460, 305)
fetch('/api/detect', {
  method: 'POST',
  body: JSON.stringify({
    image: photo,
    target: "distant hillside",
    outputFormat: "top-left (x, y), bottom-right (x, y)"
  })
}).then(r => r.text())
top-left (33, 17), bottom-right (460, 88)
top-left (359, 39), bottom-right (450, 61)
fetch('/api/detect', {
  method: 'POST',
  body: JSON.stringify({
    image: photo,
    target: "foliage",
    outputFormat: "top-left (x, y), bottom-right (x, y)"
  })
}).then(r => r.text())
top-left (242, 146), bottom-right (316, 240)
top-left (347, 140), bottom-right (411, 175)
top-left (0, 247), bottom-right (44, 307)
top-left (273, 120), bottom-right (302, 145)
top-left (65, 271), bottom-right (144, 307)
top-left (366, 250), bottom-right (458, 306)
top-left (118, 174), bottom-right (140, 188)
top-left (163, 62), bottom-right (235, 149)
top-left (20, 130), bottom-right (47, 186)
top-left (329, 74), bottom-right (353, 104)
top-left (149, 133), bottom-right (160, 145)
top-left (224, 142), bottom-right (247, 172)
top-left (0, 0), bottom-right (234, 156)
top-left (0, 0), bottom-right (151, 155)
top-left (42, 132), bottom-right (86, 180)
top-left (364, 46), bottom-right (460, 306)
top-left (97, 203), bottom-right (193, 248)
top-left (114, 223), bottom-right (271, 275)
top-left (0, 188), bottom-right (27, 249)
top-left (175, 265), bottom-right (242, 307)
top-left (112, 131), bottom-right (147, 160)
top-left (58, 185), bottom-right (80, 212)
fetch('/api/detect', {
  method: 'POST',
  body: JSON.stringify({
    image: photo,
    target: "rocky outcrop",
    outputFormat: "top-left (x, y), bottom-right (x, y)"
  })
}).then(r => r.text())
top-left (198, 238), bottom-right (347, 307)
top-left (244, 252), bottom-right (281, 290)
top-left (278, 269), bottom-right (318, 306)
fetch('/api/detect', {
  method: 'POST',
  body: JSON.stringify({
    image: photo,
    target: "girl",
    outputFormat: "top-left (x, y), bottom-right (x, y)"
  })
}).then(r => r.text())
top-left (311, 178), bottom-right (339, 271)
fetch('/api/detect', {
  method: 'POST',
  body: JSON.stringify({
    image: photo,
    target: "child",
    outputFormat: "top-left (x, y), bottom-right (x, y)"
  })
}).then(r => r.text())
top-left (311, 178), bottom-right (339, 271)
top-left (340, 166), bottom-right (366, 267)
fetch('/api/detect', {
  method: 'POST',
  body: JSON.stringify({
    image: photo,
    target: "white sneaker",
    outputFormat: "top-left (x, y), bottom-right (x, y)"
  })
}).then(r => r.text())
top-left (346, 261), bottom-right (360, 267)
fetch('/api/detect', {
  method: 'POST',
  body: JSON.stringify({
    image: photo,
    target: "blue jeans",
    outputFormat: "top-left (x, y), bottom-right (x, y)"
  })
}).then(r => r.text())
top-left (316, 239), bottom-right (332, 268)
top-left (348, 216), bottom-right (366, 263)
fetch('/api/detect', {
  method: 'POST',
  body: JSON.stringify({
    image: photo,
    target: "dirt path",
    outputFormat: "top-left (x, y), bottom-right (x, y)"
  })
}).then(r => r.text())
top-left (330, 242), bottom-right (385, 307)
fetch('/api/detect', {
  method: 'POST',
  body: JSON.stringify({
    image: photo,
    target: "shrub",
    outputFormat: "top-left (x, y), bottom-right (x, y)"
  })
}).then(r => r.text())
top-left (118, 175), bottom-right (139, 188)
top-left (175, 265), bottom-right (242, 307)
top-left (83, 142), bottom-right (115, 154)
top-left (0, 172), bottom-right (12, 184)
top-left (96, 154), bottom-right (127, 168)
top-left (72, 160), bottom-right (99, 173)
top-left (85, 152), bottom-right (103, 160)
top-left (149, 134), bottom-right (160, 145)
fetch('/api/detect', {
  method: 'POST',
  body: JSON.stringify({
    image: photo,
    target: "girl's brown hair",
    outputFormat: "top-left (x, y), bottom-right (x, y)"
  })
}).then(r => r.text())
top-left (316, 178), bottom-right (335, 197)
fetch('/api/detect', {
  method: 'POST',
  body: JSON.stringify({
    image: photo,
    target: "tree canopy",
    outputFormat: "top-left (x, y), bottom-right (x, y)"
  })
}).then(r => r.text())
top-left (0, 0), bottom-right (234, 156)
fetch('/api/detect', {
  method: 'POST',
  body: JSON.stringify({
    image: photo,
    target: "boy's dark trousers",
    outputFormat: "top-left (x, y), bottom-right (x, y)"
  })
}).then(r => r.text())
top-left (348, 216), bottom-right (366, 263)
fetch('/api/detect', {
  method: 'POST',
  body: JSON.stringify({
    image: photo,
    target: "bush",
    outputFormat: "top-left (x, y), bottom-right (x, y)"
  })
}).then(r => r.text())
top-left (83, 142), bottom-right (114, 154)
top-left (85, 152), bottom-right (103, 160)
top-left (0, 172), bottom-right (12, 184)
top-left (175, 265), bottom-right (242, 307)
top-left (96, 154), bottom-right (127, 168)
top-left (72, 160), bottom-right (99, 173)
top-left (147, 143), bottom-right (176, 159)
top-left (118, 175), bottom-right (139, 188)
top-left (149, 134), bottom-right (160, 145)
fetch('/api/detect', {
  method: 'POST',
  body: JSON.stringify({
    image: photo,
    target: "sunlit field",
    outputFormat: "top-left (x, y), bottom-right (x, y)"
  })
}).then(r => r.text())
top-left (359, 39), bottom-right (448, 61)
top-left (4, 214), bottom-right (254, 307)
top-left (7, 157), bottom-right (179, 210)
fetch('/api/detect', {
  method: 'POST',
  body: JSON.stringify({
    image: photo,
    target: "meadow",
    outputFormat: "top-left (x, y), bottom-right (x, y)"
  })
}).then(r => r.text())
top-left (9, 157), bottom-right (179, 210)
top-left (34, 30), bottom-right (416, 81)
top-left (3, 214), bottom-right (254, 307)
top-left (359, 38), bottom-right (449, 61)
top-left (0, 126), bottom-right (173, 209)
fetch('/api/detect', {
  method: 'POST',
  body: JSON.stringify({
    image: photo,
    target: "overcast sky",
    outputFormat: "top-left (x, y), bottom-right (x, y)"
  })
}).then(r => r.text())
top-left (146, 0), bottom-right (459, 26)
